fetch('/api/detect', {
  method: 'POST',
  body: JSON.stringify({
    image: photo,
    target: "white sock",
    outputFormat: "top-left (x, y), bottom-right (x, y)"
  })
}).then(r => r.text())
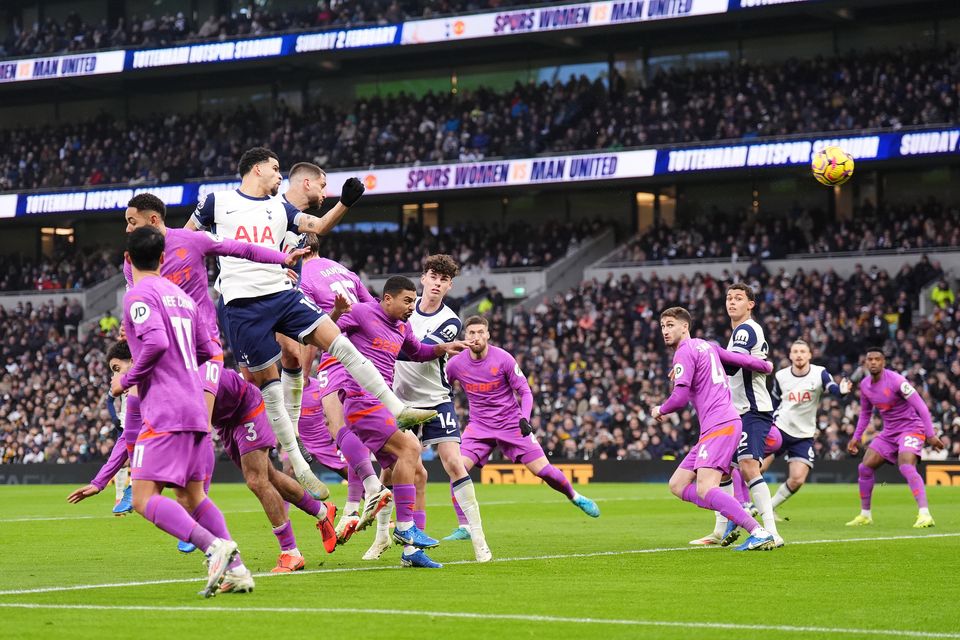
top-left (396, 519), bottom-right (413, 532)
top-left (261, 381), bottom-right (310, 475)
top-left (285, 547), bottom-right (302, 557)
top-left (861, 509), bottom-right (872, 518)
top-left (362, 475), bottom-right (383, 496)
top-left (771, 483), bottom-right (795, 510)
top-left (376, 502), bottom-right (393, 538)
top-left (453, 478), bottom-right (484, 536)
top-left (344, 500), bottom-right (361, 515)
top-left (114, 467), bottom-right (129, 501)
top-left (919, 507), bottom-right (931, 517)
top-left (327, 335), bottom-right (404, 415)
top-left (403, 544), bottom-right (416, 555)
top-left (281, 367), bottom-right (304, 434)
top-left (748, 476), bottom-right (779, 536)
top-left (712, 480), bottom-right (734, 536)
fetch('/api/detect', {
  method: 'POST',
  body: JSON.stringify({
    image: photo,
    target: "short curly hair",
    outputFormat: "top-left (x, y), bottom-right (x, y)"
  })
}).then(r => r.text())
top-left (422, 254), bottom-right (460, 279)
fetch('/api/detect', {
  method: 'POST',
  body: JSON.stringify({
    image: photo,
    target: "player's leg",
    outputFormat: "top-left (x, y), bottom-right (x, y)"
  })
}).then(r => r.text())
top-left (225, 299), bottom-right (327, 499)
top-left (438, 441), bottom-right (490, 559)
top-left (335, 464), bottom-right (364, 546)
top-left (896, 434), bottom-right (934, 527)
top-left (112, 464), bottom-right (133, 515)
top-left (524, 455), bottom-right (600, 517)
top-left (277, 333), bottom-right (305, 446)
top-left (381, 430), bottom-right (438, 548)
top-left (334, 395), bottom-right (392, 533)
top-left (265, 463), bottom-right (338, 556)
top-left (737, 414), bottom-right (780, 542)
top-left (847, 447), bottom-right (886, 525)
top-left (304, 315), bottom-right (436, 428)
top-left (772, 459), bottom-right (812, 514)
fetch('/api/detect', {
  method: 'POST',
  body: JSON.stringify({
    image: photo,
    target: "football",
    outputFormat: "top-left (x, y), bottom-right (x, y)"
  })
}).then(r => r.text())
top-left (811, 145), bottom-right (855, 186)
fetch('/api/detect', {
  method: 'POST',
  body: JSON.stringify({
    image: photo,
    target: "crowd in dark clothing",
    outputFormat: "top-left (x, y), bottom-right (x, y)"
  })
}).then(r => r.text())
top-left (3, 44), bottom-right (958, 192)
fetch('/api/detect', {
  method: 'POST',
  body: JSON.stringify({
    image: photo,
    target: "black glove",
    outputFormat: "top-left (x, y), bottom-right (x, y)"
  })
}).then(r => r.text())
top-left (340, 177), bottom-right (365, 207)
top-left (519, 418), bottom-right (533, 437)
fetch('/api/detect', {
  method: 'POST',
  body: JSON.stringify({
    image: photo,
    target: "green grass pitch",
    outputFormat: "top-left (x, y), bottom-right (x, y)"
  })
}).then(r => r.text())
top-left (0, 482), bottom-right (957, 639)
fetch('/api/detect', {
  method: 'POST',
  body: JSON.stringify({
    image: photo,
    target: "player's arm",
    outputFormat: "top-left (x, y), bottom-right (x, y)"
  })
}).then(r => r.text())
top-left (723, 323), bottom-right (758, 374)
top-left (655, 351), bottom-right (693, 420)
top-left (848, 388), bottom-right (873, 454)
top-left (197, 231), bottom-right (307, 266)
top-left (400, 328), bottom-right (467, 362)
top-left (123, 393), bottom-right (143, 455)
top-left (113, 301), bottom-right (167, 395)
top-left (716, 346), bottom-right (772, 374)
top-left (295, 178), bottom-right (365, 235)
top-left (504, 359), bottom-right (534, 433)
top-left (899, 379), bottom-right (941, 446)
top-left (821, 369), bottom-right (848, 395)
top-left (185, 193), bottom-right (215, 231)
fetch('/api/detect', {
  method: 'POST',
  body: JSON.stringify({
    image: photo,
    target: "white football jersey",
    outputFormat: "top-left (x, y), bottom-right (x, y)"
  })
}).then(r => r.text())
top-left (393, 298), bottom-right (462, 407)
top-left (773, 365), bottom-right (837, 439)
top-left (727, 318), bottom-right (773, 414)
top-left (190, 190), bottom-right (302, 304)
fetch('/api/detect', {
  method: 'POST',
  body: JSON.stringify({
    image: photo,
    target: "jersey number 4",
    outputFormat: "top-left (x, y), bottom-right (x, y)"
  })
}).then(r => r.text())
top-left (709, 352), bottom-right (727, 388)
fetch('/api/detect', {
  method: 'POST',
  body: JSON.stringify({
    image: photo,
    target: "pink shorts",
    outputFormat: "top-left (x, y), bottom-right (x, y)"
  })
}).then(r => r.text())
top-left (764, 424), bottom-right (783, 456)
top-left (131, 430), bottom-right (214, 489)
top-left (317, 357), bottom-right (349, 398)
top-left (460, 423), bottom-right (545, 467)
top-left (215, 399), bottom-right (276, 468)
top-left (679, 421), bottom-right (741, 475)
top-left (343, 393), bottom-right (397, 470)
top-left (868, 431), bottom-right (925, 465)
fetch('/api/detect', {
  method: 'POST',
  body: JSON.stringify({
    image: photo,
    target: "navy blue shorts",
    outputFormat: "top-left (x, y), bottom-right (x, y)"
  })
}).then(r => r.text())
top-left (775, 432), bottom-right (816, 468)
top-left (412, 402), bottom-right (460, 446)
top-left (223, 289), bottom-right (326, 372)
top-left (736, 410), bottom-right (773, 462)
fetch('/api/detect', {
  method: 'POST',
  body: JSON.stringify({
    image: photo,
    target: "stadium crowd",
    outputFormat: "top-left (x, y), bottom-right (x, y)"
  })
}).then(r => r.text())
top-left (0, 1), bottom-right (539, 59)
top-left (0, 298), bottom-right (117, 465)
top-left (0, 247), bottom-right (121, 292)
top-left (467, 255), bottom-right (960, 464)
top-left (3, 44), bottom-right (959, 192)
top-left (608, 199), bottom-right (960, 263)
top-left (5, 250), bottom-right (960, 465)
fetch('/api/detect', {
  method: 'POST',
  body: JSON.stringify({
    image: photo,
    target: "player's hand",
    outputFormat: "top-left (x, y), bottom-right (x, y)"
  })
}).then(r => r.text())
top-left (333, 292), bottom-right (353, 316)
top-left (286, 268), bottom-right (299, 284)
top-left (283, 247), bottom-right (310, 266)
top-left (847, 438), bottom-right (861, 456)
top-left (519, 418), bottom-right (534, 436)
top-left (651, 405), bottom-right (664, 423)
top-left (67, 484), bottom-right (100, 504)
top-left (438, 340), bottom-right (469, 356)
top-left (340, 177), bottom-right (365, 207)
top-left (110, 372), bottom-right (124, 397)
top-left (926, 435), bottom-right (945, 451)
top-left (839, 378), bottom-right (852, 394)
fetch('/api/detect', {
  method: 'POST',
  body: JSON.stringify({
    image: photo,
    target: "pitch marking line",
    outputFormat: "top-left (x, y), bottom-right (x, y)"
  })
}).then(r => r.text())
top-left (0, 532), bottom-right (955, 597)
top-left (0, 603), bottom-right (956, 638)
top-left (0, 496), bottom-right (668, 524)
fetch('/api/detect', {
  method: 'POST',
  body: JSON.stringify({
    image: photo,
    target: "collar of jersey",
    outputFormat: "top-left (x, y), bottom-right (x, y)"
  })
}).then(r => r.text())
top-left (234, 189), bottom-right (271, 201)
top-left (415, 298), bottom-right (445, 317)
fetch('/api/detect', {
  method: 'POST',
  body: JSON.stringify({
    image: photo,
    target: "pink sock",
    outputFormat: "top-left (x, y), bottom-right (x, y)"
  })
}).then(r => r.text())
top-left (732, 469), bottom-right (750, 504)
top-left (336, 428), bottom-right (376, 480)
top-left (898, 464), bottom-right (928, 509)
top-left (704, 487), bottom-right (761, 532)
top-left (394, 483), bottom-right (415, 525)
top-left (680, 484), bottom-right (709, 509)
top-left (858, 463), bottom-right (875, 510)
top-left (191, 497), bottom-right (241, 568)
top-left (536, 464), bottom-right (576, 499)
top-left (144, 494), bottom-right (212, 548)
top-left (272, 520), bottom-right (297, 551)
top-left (347, 465), bottom-right (364, 503)
top-left (413, 509), bottom-right (426, 530)
top-left (294, 491), bottom-right (322, 518)
top-left (451, 483), bottom-right (468, 526)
